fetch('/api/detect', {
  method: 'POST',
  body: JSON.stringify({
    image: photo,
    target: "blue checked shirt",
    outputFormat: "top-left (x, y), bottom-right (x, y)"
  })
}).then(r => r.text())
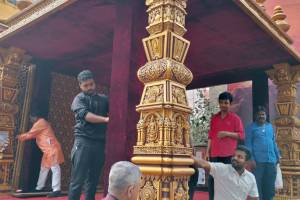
top-left (245, 122), bottom-right (280, 163)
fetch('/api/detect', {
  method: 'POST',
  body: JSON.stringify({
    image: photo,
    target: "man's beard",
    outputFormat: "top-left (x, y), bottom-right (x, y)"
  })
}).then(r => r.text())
top-left (231, 159), bottom-right (243, 171)
top-left (84, 90), bottom-right (95, 95)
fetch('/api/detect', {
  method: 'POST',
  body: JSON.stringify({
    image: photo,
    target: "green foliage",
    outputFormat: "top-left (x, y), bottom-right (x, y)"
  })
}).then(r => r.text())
top-left (190, 89), bottom-right (218, 146)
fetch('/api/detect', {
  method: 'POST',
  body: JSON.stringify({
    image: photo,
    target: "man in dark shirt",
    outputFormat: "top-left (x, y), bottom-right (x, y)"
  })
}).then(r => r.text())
top-left (68, 70), bottom-right (109, 200)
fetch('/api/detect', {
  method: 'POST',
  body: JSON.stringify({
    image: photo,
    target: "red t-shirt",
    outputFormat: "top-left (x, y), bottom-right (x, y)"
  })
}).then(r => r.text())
top-left (208, 112), bottom-right (245, 157)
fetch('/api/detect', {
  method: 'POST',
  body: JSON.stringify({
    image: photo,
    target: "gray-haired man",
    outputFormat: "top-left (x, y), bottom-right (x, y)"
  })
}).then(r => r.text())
top-left (104, 161), bottom-right (141, 200)
top-left (68, 70), bottom-right (109, 200)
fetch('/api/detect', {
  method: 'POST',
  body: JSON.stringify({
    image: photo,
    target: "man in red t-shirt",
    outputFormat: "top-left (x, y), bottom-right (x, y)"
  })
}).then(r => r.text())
top-left (205, 92), bottom-right (245, 200)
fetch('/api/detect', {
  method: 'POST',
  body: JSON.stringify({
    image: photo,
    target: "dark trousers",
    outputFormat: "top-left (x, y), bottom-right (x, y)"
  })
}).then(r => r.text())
top-left (254, 162), bottom-right (277, 200)
top-left (68, 137), bottom-right (105, 200)
top-left (188, 167), bottom-right (199, 200)
top-left (208, 156), bottom-right (232, 200)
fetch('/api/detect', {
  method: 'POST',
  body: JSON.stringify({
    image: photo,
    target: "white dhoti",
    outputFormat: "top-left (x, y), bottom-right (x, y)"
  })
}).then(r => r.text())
top-left (36, 164), bottom-right (61, 192)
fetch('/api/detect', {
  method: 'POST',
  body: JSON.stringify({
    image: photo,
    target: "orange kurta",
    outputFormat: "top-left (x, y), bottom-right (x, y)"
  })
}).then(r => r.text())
top-left (19, 118), bottom-right (64, 168)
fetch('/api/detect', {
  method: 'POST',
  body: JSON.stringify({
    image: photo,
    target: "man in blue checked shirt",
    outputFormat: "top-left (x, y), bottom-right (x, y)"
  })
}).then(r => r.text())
top-left (245, 106), bottom-right (280, 200)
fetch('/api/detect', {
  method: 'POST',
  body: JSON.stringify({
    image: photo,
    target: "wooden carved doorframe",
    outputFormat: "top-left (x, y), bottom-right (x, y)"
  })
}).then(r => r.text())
top-left (12, 64), bottom-right (36, 191)
top-left (0, 47), bottom-right (33, 191)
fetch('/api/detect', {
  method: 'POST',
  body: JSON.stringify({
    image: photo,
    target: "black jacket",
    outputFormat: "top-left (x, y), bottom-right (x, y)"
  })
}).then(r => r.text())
top-left (71, 92), bottom-right (109, 141)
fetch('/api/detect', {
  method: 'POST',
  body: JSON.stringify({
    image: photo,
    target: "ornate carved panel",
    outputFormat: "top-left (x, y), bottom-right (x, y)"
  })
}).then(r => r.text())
top-left (133, 146), bottom-right (192, 155)
top-left (172, 177), bottom-right (189, 200)
top-left (172, 85), bottom-right (187, 105)
top-left (146, 0), bottom-right (187, 36)
top-left (0, 47), bottom-right (31, 191)
top-left (142, 85), bottom-right (164, 104)
top-left (275, 174), bottom-right (300, 200)
top-left (137, 58), bottom-right (192, 86)
top-left (0, 160), bottom-right (14, 190)
top-left (0, 115), bottom-right (14, 128)
top-left (1, 87), bottom-right (18, 103)
top-left (47, 73), bottom-right (79, 191)
top-left (139, 176), bottom-right (159, 200)
top-left (143, 32), bottom-right (190, 63)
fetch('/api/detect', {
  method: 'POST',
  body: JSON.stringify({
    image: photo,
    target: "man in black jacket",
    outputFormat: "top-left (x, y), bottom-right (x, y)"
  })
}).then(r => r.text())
top-left (68, 70), bottom-right (109, 200)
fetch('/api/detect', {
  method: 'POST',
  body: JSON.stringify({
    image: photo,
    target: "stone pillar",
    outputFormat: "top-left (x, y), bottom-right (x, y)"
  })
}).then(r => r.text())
top-left (0, 47), bottom-right (30, 191)
top-left (131, 0), bottom-right (194, 199)
top-left (266, 63), bottom-right (300, 200)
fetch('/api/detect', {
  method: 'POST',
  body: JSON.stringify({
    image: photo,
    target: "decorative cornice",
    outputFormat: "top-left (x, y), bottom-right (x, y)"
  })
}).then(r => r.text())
top-left (0, 0), bottom-right (75, 41)
top-left (234, 0), bottom-right (300, 63)
top-left (0, 23), bottom-right (8, 31)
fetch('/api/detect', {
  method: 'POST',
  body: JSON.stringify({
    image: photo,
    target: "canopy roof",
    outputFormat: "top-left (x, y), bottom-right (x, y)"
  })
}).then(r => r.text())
top-left (0, 0), bottom-right (299, 87)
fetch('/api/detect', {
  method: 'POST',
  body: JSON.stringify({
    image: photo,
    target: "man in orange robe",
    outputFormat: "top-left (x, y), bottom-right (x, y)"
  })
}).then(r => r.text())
top-left (17, 113), bottom-right (65, 198)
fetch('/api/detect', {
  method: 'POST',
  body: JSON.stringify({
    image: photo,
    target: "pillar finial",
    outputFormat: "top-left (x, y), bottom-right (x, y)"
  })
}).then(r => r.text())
top-left (271, 6), bottom-right (290, 32)
top-left (256, 0), bottom-right (266, 11)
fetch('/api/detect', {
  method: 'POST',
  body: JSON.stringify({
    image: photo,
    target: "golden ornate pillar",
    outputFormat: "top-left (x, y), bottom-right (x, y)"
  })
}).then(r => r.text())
top-left (0, 47), bottom-right (30, 191)
top-left (266, 63), bottom-right (300, 200)
top-left (132, 0), bottom-right (194, 199)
